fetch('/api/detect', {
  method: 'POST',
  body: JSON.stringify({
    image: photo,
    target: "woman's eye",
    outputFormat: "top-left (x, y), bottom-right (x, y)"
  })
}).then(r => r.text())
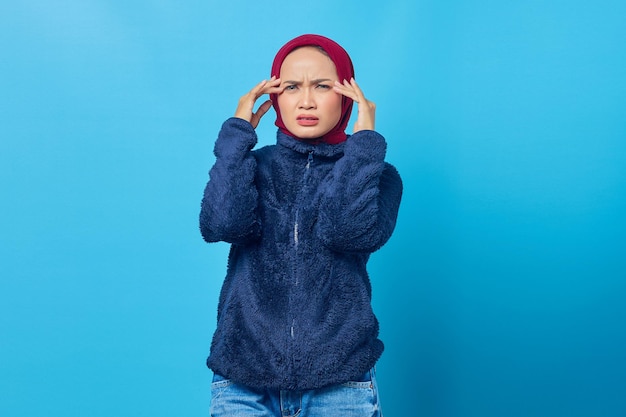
top-left (285, 85), bottom-right (297, 91)
top-left (317, 84), bottom-right (331, 89)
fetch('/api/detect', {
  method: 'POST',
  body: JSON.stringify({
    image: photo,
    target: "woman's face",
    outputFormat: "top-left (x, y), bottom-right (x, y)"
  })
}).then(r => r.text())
top-left (277, 47), bottom-right (342, 139)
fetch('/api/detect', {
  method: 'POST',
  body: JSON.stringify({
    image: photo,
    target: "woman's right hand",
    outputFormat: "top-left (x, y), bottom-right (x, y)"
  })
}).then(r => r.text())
top-left (234, 76), bottom-right (282, 129)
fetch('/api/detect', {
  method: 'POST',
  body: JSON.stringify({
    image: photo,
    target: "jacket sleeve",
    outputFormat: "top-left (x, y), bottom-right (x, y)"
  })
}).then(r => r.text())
top-left (316, 130), bottom-right (403, 253)
top-left (199, 118), bottom-right (261, 244)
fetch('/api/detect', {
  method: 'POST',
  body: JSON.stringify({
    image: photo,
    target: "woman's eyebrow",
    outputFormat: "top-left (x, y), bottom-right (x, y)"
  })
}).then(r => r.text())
top-left (282, 78), bottom-right (333, 85)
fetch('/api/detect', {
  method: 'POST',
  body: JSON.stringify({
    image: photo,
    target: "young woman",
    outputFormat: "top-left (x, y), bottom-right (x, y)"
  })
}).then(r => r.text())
top-left (199, 34), bottom-right (403, 417)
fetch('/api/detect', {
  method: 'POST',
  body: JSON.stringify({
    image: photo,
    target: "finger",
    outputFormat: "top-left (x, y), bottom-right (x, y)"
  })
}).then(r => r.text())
top-left (334, 78), bottom-right (366, 103)
top-left (252, 79), bottom-right (271, 98)
top-left (253, 76), bottom-right (282, 97)
top-left (348, 78), bottom-right (367, 103)
top-left (251, 78), bottom-right (280, 100)
top-left (333, 80), bottom-right (358, 101)
top-left (260, 85), bottom-right (284, 96)
top-left (236, 80), bottom-right (268, 121)
top-left (255, 99), bottom-right (273, 120)
top-left (268, 76), bottom-right (280, 85)
top-left (349, 77), bottom-right (361, 91)
top-left (253, 78), bottom-right (269, 92)
top-left (259, 78), bottom-right (282, 96)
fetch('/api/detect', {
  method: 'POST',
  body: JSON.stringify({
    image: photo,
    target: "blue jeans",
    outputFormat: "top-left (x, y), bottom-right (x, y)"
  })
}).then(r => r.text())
top-left (210, 368), bottom-right (383, 417)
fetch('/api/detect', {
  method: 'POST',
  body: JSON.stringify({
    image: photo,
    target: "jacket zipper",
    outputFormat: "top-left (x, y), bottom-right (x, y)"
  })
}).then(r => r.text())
top-left (293, 151), bottom-right (314, 247)
top-left (291, 151), bottom-right (314, 341)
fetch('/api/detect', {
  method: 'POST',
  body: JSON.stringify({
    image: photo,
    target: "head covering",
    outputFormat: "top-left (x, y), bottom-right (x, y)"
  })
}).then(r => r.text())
top-left (270, 34), bottom-right (355, 145)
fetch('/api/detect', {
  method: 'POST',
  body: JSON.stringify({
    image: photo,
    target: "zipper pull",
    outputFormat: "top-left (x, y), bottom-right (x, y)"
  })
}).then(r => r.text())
top-left (306, 151), bottom-right (313, 169)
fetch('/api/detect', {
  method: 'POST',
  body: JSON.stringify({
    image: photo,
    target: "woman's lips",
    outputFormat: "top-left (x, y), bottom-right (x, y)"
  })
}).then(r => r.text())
top-left (296, 115), bottom-right (319, 126)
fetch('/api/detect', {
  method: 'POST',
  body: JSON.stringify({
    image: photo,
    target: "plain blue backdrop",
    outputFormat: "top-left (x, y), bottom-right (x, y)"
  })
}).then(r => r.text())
top-left (1, 1), bottom-right (625, 416)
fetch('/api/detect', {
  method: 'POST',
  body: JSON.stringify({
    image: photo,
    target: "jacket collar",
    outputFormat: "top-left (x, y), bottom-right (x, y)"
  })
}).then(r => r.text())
top-left (277, 130), bottom-right (346, 160)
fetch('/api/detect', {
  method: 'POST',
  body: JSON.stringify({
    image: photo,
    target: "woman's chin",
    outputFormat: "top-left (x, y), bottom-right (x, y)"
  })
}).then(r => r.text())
top-left (287, 126), bottom-right (330, 140)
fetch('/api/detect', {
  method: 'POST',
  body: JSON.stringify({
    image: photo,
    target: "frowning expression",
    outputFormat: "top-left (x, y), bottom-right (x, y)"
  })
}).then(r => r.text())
top-left (277, 47), bottom-right (342, 140)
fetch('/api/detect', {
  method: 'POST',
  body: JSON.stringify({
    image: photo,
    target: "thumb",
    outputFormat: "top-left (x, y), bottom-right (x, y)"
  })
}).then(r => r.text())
top-left (255, 100), bottom-right (273, 121)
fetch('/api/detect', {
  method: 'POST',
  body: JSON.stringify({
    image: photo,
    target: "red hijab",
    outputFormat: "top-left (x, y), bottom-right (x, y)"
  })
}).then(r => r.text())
top-left (270, 34), bottom-right (355, 145)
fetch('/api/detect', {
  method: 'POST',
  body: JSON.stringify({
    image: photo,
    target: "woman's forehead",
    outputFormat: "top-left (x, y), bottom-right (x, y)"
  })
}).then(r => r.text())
top-left (280, 47), bottom-right (338, 77)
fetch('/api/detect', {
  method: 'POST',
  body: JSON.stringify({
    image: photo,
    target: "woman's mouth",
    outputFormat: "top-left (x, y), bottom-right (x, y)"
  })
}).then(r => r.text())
top-left (296, 115), bottom-right (319, 126)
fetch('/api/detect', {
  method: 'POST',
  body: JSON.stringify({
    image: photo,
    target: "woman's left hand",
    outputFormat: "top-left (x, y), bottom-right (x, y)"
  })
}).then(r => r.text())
top-left (333, 78), bottom-right (376, 133)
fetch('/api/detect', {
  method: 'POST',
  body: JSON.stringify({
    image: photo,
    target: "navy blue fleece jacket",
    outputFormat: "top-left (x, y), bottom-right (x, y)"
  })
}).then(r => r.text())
top-left (199, 117), bottom-right (403, 390)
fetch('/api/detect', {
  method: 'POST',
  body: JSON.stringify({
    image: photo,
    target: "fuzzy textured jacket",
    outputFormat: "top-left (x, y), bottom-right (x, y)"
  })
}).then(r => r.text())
top-left (199, 117), bottom-right (403, 390)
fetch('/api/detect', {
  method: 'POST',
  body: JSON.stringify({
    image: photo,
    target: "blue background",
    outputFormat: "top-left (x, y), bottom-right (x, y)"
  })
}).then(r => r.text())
top-left (1, 1), bottom-right (625, 416)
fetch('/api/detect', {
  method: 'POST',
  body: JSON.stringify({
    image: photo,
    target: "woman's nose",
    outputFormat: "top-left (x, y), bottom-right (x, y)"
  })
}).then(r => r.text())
top-left (299, 88), bottom-right (315, 109)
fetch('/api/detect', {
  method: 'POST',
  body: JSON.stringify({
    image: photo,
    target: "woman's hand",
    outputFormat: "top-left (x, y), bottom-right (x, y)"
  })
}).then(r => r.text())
top-left (234, 77), bottom-right (283, 129)
top-left (333, 77), bottom-right (376, 133)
